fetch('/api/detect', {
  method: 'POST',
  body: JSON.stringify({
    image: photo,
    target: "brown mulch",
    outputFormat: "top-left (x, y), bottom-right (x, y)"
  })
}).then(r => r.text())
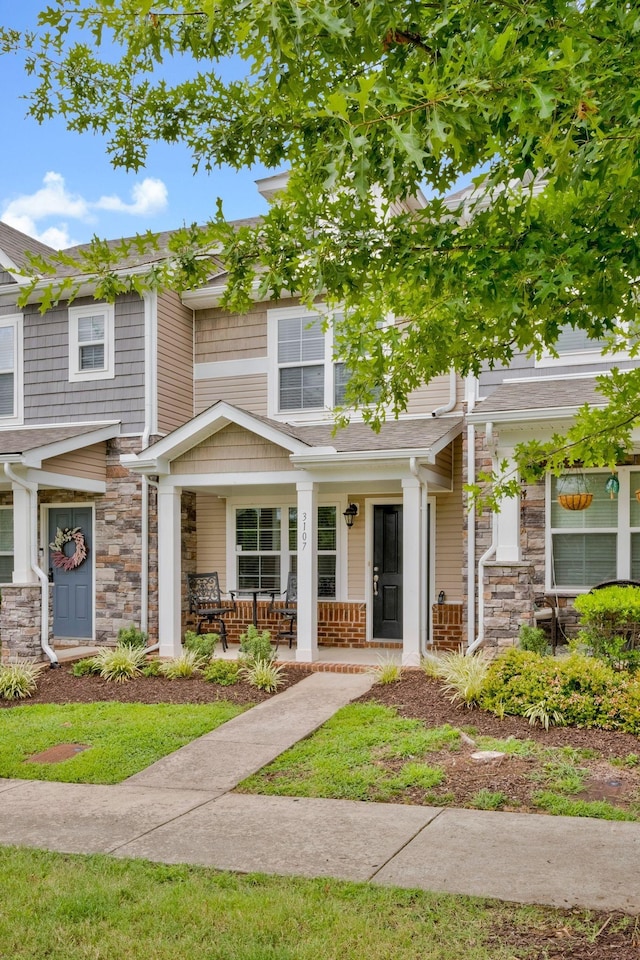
top-left (354, 672), bottom-right (640, 816)
top-left (0, 662), bottom-right (312, 709)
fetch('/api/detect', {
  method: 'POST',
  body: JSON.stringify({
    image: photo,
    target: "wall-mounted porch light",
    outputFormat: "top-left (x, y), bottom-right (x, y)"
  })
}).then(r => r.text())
top-left (343, 503), bottom-right (359, 529)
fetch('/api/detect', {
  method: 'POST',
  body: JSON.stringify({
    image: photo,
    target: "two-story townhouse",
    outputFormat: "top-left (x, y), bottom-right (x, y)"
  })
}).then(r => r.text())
top-left (467, 326), bottom-right (640, 650)
top-left (0, 175), bottom-right (469, 667)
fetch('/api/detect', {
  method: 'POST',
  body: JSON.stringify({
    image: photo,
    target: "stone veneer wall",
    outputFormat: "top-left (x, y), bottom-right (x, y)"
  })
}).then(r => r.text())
top-left (1, 585), bottom-right (54, 662)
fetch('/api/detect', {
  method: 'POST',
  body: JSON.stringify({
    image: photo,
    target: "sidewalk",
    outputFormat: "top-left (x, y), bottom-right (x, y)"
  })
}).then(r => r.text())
top-left (0, 672), bottom-right (638, 914)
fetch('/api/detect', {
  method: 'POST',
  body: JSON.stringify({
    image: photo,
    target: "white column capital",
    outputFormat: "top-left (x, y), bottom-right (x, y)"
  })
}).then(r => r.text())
top-left (401, 476), bottom-right (421, 489)
top-left (296, 480), bottom-right (318, 493)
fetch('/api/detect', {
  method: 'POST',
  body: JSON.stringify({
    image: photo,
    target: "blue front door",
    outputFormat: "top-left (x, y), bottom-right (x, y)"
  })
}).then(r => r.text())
top-left (48, 506), bottom-right (93, 639)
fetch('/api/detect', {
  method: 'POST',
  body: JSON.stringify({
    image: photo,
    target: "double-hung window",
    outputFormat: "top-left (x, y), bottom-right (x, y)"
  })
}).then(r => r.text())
top-left (549, 469), bottom-right (640, 589)
top-left (0, 507), bottom-right (14, 584)
top-left (268, 306), bottom-right (350, 416)
top-left (0, 315), bottom-right (22, 423)
top-left (68, 303), bottom-right (115, 381)
top-left (234, 504), bottom-right (338, 598)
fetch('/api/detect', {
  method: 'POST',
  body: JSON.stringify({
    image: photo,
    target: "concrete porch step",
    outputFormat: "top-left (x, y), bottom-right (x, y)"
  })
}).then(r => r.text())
top-left (53, 646), bottom-right (101, 663)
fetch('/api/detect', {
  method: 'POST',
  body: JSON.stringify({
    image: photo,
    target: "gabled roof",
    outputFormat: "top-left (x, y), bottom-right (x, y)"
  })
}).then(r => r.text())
top-left (0, 422), bottom-right (120, 466)
top-left (0, 222), bottom-right (57, 278)
top-left (123, 400), bottom-right (463, 474)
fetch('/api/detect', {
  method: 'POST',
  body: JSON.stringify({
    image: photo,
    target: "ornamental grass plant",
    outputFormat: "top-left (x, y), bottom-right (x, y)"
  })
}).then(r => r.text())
top-left (0, 659), bottom-right (45, 700)
top-left (159, 650), bottom-right (207, 679)
top-left (92, 645), bottom-right (147, 683)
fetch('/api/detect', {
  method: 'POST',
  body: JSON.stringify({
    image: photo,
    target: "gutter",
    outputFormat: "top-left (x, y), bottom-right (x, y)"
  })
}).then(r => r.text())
top-left (4, 463), bottom-right (59, 667)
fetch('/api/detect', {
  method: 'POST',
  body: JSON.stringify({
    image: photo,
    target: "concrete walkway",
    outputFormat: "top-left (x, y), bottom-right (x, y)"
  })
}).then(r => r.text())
top-left (0, 672), bottom-right (639, 914)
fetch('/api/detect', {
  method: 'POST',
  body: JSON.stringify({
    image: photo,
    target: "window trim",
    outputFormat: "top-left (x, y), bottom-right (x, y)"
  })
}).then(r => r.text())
top-left (68, 303), bottom-right (115, 382)
top-left (0, 314), bottom-right (23, 425)
top-left (546, 467), bottom-right (640, 592)
top-left (226, 495), bottom-right (346, 599)
top-left (267, 304), bottom-right (341, 419)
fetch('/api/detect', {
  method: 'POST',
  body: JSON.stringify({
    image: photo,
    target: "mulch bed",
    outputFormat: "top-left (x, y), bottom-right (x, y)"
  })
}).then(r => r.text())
top-left (0, 663), bottom-right (312, 709)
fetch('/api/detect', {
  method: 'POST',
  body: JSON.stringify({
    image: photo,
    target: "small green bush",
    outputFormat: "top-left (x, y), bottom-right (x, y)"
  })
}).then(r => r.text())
top-left (71, 658), bottom-right (100, 677)
top-left (116, 625), bottom-right (148, 649)
top-left (92, 645), bottom-right (147, 683)
top-left (241, 659), bottom-right (285, 692)
top-left (0, 659), bottom-right (45, 699)
top-left (239, 624), bottom-right (275, 663)
top-left (203, 659), bottom-right (241, 686)
top-left (160, 650), bottom-right (206, 679)
top-left (141, 658), bottom-right (162, 677)
top-left (518, 624), bottom-right (549, 656)
top-left (481, 647), bottom-right (640, 732)
top-left (437, 651), bottom-right (491, 707)
top-left (574, 586), bottom-right (640, 671)
top-left (372, 656), bottom-right (402, 684)
top-left (184, 630), bottom-right (218, 661)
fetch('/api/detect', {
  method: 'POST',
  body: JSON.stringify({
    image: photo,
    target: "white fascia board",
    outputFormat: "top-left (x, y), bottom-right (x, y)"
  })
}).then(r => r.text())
top-left (26, 469), bottom-right (107, 494)
top-left (21, 422), bottom-right (121, 468)
top-left (122, 453), bottom-right (170, 475)
top-left (182, 280), bottom-right (296, 310)
top-left (290, 447), bottom-right (439, 466)
top-left (160, 470), bottom-right (308, 488)
top-left (466, 404), bottom-right (605, 426)
top-left (125, 401), bottom-right (311, 469)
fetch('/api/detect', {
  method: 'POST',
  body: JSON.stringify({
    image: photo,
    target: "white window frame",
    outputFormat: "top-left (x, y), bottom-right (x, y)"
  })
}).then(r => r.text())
top-left (0, 505), bottom-right (14, 584)
top-left (0, 314), bottom-right (23, 425)
top-left (68, 303), bottom-right (115, 382)
top-left (267, 305), bottom-right (342, 419)
top-left (536, 324), bottom-right (630, 369)
top-left (545, 467), bottom-right (640, 592)
top-left (226, 495), bottom-right (345, 599)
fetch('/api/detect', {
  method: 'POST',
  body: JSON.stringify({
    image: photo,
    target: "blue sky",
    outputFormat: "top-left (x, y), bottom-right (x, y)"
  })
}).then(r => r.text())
top-left (1, 1), bottom-right (273, 249)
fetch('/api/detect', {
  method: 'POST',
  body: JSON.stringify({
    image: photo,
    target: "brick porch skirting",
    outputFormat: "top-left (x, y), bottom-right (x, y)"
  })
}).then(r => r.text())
top-left (431, 602), bottom-right (464, 651)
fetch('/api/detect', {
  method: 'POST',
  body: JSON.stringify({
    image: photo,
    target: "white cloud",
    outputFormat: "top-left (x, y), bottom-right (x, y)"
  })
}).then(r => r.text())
top-left (1, 172), bottom-right (169, 249)
top-left (95, 178), bottom-right (168, 216)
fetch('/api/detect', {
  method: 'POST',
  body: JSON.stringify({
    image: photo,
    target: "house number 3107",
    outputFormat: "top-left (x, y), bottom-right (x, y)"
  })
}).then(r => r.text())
top-left (301, 511), bottom-right (308, 550)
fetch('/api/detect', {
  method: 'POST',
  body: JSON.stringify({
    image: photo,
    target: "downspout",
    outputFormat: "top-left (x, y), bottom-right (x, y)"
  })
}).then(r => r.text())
top-left (431, 368), bottom-right (457, 417)
top-left (4, 463), bottom-right (59, 667)
top-left (140, 291), bottom-right (158, 640)
top-left (409, 457), bottom-right (429, 657)
top-left (466, 419), bottom-right (497, 656)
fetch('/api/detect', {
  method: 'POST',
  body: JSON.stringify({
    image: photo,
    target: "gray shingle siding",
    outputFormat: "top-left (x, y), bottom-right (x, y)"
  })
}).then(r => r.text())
top-left (479, 348), bottom-right (628, 399)
top-left (23, 293), bottom-right (146, 431)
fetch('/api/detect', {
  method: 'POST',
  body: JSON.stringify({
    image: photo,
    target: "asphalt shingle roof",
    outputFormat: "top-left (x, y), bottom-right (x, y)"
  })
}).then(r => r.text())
top-left (475, 377), bottom-right (606, 415)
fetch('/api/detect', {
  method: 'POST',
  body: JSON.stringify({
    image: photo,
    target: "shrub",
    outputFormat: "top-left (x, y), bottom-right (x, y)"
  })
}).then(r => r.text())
top-left (241, 659), bottom-right (285, 692)
top-left (116, 625), bottom-right (148, 649)
top-left (92, 645), bottom-right (147, 683)
top-left (141, 659), bottom-right (162, 677)
top-left (0, 659), bottom-right (45, 700)
top-left (420, 655), bottom-right (441, 678)
top-left (184, 630), bottom-right (218, 661)
top-left (518, 624), bottom-right (549, 656)
top-left (372, 656), bottom-right (402, 684)
top-left (437, 651), bottom-right (491, 708)
top-left (160, 650), bottom-right (206, 679)
top-left (71, 658), bottom-right (100, 677)
top-left (481, 647), bottom-right (640, 732)
top-left (239, 625), bottom-right (275, 663)
top-left (203, 659), bottom-right (241, 686)
top-left (574, 586), bottom-right (640, 671)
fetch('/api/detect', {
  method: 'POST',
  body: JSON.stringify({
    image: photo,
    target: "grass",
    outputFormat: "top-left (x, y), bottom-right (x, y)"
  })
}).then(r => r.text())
top-left (0, 846), bottom-right (633, 960)
top-left (532, 791), bottom-right (639, 820)
top-left (0, 702), bottom-right (245, 784)
top-left (240, 703), bottom-right (459, 802)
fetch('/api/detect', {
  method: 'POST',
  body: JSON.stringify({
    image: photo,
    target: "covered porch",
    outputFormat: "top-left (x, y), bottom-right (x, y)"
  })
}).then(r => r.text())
top-left (123, 402), bottom-right (464, 665)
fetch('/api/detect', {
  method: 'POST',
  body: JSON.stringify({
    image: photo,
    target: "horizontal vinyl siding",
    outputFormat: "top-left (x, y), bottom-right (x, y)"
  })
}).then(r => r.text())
top-left (172, 423), bottom-right (294, 475)
top-left (195, 303), bottom-right (268, 364)
top-left (479, 350), bottom-right (622, 396)
top-left (195, 373), bottom-right (268, 416)
top-left (42, 442), bottom-right (107, 482)
top-left (157, 292), bottom-right (194, 432)
top-left (196, 493), bottom-right (227, 587)
top-left (405, 374), bottom-right (465, 416)
top-left (24, 294), bottom-right (145, 430)
top-left (434, 435), bottom-right (464, 600)
top-left (346, 495), bottom-right (366, 600)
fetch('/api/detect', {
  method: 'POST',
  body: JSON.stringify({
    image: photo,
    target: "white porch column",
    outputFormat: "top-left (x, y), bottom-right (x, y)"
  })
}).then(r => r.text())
top-left (157, 483), bottom-right (182, 658)
top-left (295, 481), bottom-right (318, 662)
top-left (402, 477), bottom-right (423, 666)
top-left (495, 451), bottom-right (521, 562)
top-left (12, 481), bottom-right (37, 583)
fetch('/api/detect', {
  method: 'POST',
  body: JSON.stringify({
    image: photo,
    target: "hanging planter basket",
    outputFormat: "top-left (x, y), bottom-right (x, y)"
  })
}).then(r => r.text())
top-left (635, 489), bottom-right (640, 504)
top-left (557, 473), bottom-right (593, 511)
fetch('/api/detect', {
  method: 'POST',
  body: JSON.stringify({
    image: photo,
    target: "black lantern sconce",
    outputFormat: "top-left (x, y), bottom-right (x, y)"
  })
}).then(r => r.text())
top-left (343, 503), bottom-right (359, 529)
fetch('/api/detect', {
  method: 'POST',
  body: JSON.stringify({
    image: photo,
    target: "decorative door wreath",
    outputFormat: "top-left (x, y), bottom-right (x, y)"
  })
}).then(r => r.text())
top-left (49, 526), bottom-right (88, 572)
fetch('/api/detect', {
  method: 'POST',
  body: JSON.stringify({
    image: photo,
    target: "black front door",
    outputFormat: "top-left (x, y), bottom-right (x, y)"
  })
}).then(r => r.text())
top-left (373, 504), bottom-right (403, 640)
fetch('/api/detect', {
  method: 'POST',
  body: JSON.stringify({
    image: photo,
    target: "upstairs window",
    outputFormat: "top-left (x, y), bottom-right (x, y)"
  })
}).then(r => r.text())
top-left (69, 304), bottom-right (115, 382)
top-left (0, 507), bottom-right (13, 583)
top-left (0, 315), bottom-right (22, 423)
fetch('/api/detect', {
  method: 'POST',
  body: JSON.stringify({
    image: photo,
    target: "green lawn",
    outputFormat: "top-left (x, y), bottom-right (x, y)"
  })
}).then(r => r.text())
top-left (0, 702), bottom-right (245, 784)
top-left (0, 847), bottom-right (630, 960)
